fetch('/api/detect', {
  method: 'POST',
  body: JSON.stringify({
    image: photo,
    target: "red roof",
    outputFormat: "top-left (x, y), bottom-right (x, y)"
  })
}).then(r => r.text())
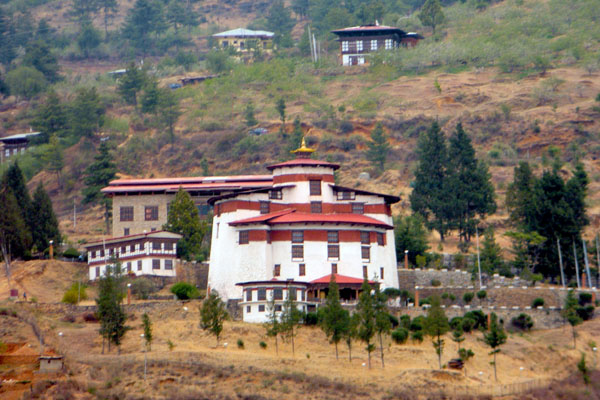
top-left (230, 210), bottom-right (393, 229)
top-left (267, 158), bottom-right (339, 171)
top-left (310, 273), bottom-right (374, 285)
top-left (102, 175), bottom-right (273, 194)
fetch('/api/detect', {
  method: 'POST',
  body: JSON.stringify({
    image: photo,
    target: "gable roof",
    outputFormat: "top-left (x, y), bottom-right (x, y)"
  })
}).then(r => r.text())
top-left (331, 25), bottom-right (406, 36)
top-left (330, 184), bottom-right (400, 204)
top-left (310, 273), bottom-right (374, 285)
top-left (229, 209), bottom-right (393, 229)
top-left (213, 28), bottom-right (274, 38)
top-left (84, 230), bottom-right (182, 248)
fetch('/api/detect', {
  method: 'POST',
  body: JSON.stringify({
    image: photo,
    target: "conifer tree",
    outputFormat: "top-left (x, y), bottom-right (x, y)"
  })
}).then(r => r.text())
top-left (480, 227), bottom-right (504, 275)
top-left (140, 78), bottom-right (160, 114)
top-left (33, 91), bottom-right (68, 141)
top-left (264, 294), bottom-right (281, 355)
top-left (22, 40), bottom-right (61, 83)
top-left (0, 187), bottom-right (29, 286)
top-left (356, 279), bottom-right (376, 368)
top-left (96, 262), bottom-right (128, 354)
top-left (162, 188), bottom-right (207, 260)
top-left (97, 0), bottom-right (118, 37)
top-left (424, 295), bottom-right (449, 369)
top-left (483, 313), bottom-right (507, 381)
top-left (276, 98), bottom-right (286, 132)
top-left (82, 142), bottom-right (116, 233)
top-left (244, 101), bottom-right (258, 127)
top-left (366, 122), bottom-right (390, 174)
top-left (286, 116), bottom-right (303, 156)
top-left (70, 87), bottom-right (105, 138)
top-left (200, 291), bottom-right (229, 346)
top-left (280, 287), bottom-right (302, 356)
top-left (394, 214), bottom-right (430, 266)
top-left (321, 275), bottom-right (350, 360)
top-left (419, 0), bottom-right (445, 34)
top-left (118, 63), bottom-right (147, 106)
top-left (562, 290), bottom-right (582, 349)
top-left (31, 183), bottom-right (60, 253)
top-left (122, 0), bottom-right (167, 54)
top-left (142, 312), bottom-right (153, 350)
top-left (157, 88), bottom-right (180, 144)
top-left (374, 285), bottom-right (392, 368)
top-left (41, 135), bottom-right (64, 187)
top-left (2, 163), bottom-right (33, 258)
top-left (344, 312), bottom-right (359, 362)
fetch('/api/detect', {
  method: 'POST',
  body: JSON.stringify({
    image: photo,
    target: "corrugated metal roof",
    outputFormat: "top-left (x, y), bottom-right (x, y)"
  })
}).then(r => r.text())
top-left (0, 132), bottom-right (42, 141)
top-left (331, 25), bottom-right (405, 34)
top-left (213, 28), bottom-right (274, 38)
top-left (84, 230), bottom-right (182, 247)
top-left (230, 210), bottom-right (393, 229)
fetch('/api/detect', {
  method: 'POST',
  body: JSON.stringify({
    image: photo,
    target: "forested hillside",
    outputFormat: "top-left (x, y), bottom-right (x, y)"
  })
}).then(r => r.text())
top-left (1, 0), bottom-right (600, 283)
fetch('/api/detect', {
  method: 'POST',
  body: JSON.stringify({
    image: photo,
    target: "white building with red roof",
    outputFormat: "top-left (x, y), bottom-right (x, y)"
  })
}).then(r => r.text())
top-left (208, 139), bottom-right (400, 302)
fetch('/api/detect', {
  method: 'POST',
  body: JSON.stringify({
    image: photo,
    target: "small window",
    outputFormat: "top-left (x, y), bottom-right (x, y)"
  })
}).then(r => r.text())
top-left (356, 40), bottom-right (363, 51)
top-left (327, 231), bottom-right (339, 243)
top-left (352, 203), bottom-right (365, 214)
top-left (100, 249), bottom-right (104, 257)
top-left (246, 290), bottom-right (252, 301)
top-left (380, 267), bottom-right (384, 279)
top-left (145, 206), bottom-right (158, 221)
top-left (337, 191), bottom-right (355, 200)
top-left (164, 242), bottom-right (173, 250)
top-left (328, 245), bottom-right (340, 259)
top-left (385, 38), bottom-right (393, 49)
top-left (361, 246), bottom-right (370, 261)
top-left (269, 190), bottom-right (282, 200)
top-left (289, 289), bottom-right (297, 300)
top-left (377, 233), bottom-right (385, 246)
top-left (124, 228), bottom-right (130, 236)
top-left (273, 289), bottom-right (283, 300)
top-left (165, 260), bottom-right (173, 270)
top-left (292, 245), bottom-right (304, 259)
top-left (258, 289), bottom-right (266, 301)
top-left (260, 201), bottom-right (270, 214)
top-left (342, 41), bottom-right (349, 51)
top-left (363, 265), bottom-right (368, 278)
top-left (309, 180), bottom-right (321, 195)
top-left (126, 262), bottom-right (131, 272)
top-left (259, 304), bottom-right (265, 312)
top-left (360, 232), bottom-right (370, 244)
top-left (91, 250), bottom-right (96, 258)
top-left (371, 39), bottom-right (378, 50)
top-left (331, 263), bottom-right (338, 274)
top-left (246, 306), bottom-right (251, 313)
top-left (152, 241), bottom-right (162, 251)
top-left (121, 246), bottom-right (126, 254)
top-left (274, 264), bottom-right (281, 277)
top-left (292, 230), bottom-right (304, 243)
top-left (311, 201), bottom-right (322, 214)
top-left (299, 264), bottom-right (305, 276)
top-left (150, 227), bottom-right (157, 232)
top-left (239, 230), bottom-right (249, 244)
top-left (152, 259), bottom-right (160, 269)
top-left (120, 206), bottom-right (134, 222)
top-left (95, 266), bottom-right (99, 277)
top-left (275, 305), bottom-right (282, 312)
top-left (299, 289), bottom-right (305, 301)
top-left (137, 260), bottom-right (142, 271)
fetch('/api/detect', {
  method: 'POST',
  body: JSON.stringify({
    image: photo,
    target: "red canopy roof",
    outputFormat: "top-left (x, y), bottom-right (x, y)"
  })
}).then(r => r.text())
top-left (229, 210), bottom-right (393, 229)
top-left (267, 158), bottom-right (339, 171)
top-left (310, 273), bottom-right (374, 285)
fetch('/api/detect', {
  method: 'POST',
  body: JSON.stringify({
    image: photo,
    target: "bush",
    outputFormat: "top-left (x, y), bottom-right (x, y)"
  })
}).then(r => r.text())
top-left (579, 293), bottom-right (593, 306)
top-left (62, 314), bottom-right (76, 323)
top-left (461, 317), bottom-right (476, 333)
top-left (576, 305), bottom-right (595, 321)
top-left (391, 328), bottom-right (409, 344)
top-left (62, 282), bottom-right (88, 304)
top-left (464, 310), bottom-right (487, 330)
top-left (170, 282), bottom-right (199, 300)
top-left (303, 312), bottom-right (319, 326)
top-left (458, 348), bottom-right (475, 362)
top-left (463, 292), bottom-right (474, 303)
top-left (62, 247), bottom-right (80, 258)
top-left (411, 330), bottom-right (424, 343)
top-left (82, 312), bottom-right (98, 322)
top-left (237, 339), bottom-right (244, 349)
top-left (383, 288), bottom-right (402, 299)
top-left (431, 279), bottom-right (442, 287)
top-left (410, 316), bottom-right (425, 332)
top-left (449, 316), bottom-right (463, 330)
top-left (259, 341), bottom-right (267, 349)
top-left (532, 298), bottom-right (545, 308)
top-left (389, 314), bottom-right (399, 328)
top-left (400, 315), bottom-right (411, 330)
top-left (476, 290), bottom-right (487, 300)
top-left (339, 120), bottom-right (354, 134)
top-left (130, 278), bottom-right (156, 300)
top-left (511, 313), bottom-right (534, 331)
top-left (441, 292), bottom-right (449, 299)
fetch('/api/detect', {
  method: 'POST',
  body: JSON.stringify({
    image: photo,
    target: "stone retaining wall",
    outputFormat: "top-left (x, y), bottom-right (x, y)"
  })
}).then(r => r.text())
top-left (397, 268), bottom-right (472, 290)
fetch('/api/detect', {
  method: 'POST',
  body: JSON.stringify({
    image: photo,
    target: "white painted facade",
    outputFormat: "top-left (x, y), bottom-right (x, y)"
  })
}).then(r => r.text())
top-left (237, 281), bottom-right (310, 323)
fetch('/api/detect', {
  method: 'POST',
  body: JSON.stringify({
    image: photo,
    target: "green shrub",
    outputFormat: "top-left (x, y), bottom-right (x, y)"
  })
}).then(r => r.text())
top-left (458, 348), bottom-right (474, 362)
top-left (389, 314), bottom-right (399, 328)
top-left (400, 315), bottom-right (411, 330)
top-left (410, 316), bottom-right (425, 332)
top-left (449, 294), bottom-right (456, 301)
top-left (170, 282), bottom-right (199, 300)
top-left (167, 339), bottom-right (175, 351)
top-left (579, 293), bottom-right (593, 306)
top-left (237, 339), bottom-right (244, 349)
top-left (259, 341), bottom-right (267, 349)
top-left (61, 282), bottom-right (88, 304)
top-left (576, 305), bottom-right (595, 321)
top-left (461, 317), bottom-right (476, 333)
top-left (464, 310), bottom-right (487, 330)
top-left (449, 316), bottom-right (463, 330)
top-left (129, 278), bottom-right (157, 300)
top-left (441, 292), bottom-right (449, 299)
top-left (411, 330), bottom-right (424, 343)
top-left (62, 247), bottom-right (80, 258)
top-left (431, 279), bottom-right (442, 287)
top-left (476, 290), bottom-right (487, 299)
top-left (532, 298), bottom-right (545, 308)
top-left (391, 328), bottom-right (409, 344)
top-left (511, 313), bottom-right (534, 331)
top-left (303, 312), bottom-right (319, 326)
top-left (463, 292), bottom-right (474, 303)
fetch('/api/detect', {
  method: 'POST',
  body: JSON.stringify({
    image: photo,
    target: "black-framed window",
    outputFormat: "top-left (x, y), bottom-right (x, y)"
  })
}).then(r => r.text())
top-left (269, 190), bottom-right (282, 200)
top-left (363, 265), bottom-right (368, 278)
top-left (120, 206), bottom-right (134, 221)
top-left (259, 305), bottom-right (265, 312)
top-left (377, 233), bottom-right (385, 246)
top-left (361, 246), bottom-right (370, 261)
top-left (309, 180), bottom-right (321, 195)
top-left (360, 231), bottom-right (370, 244)
top-left (289, 288), bottom-right (297, 300)
top-left (95, 266), bottom-right (99, 277)
top-left (152, 241), bottom-right (162, 251)
top-left (274, 264), bottom-right (281, 276)
top-left (292, 245), bottom-right (304, 259)
top-left (145, 206), bottom-right (158, 221)
top-left (164, 242), bottom-right (173, 250)
top-left (299, 264), bottom-right (305, 276)
top-left (327, 231), bottom-right (339, 243)
top-left (328, 245), bottom-right (340, 259)
top-left (352, 203), bottom-right (365, 214)
top-left (246, 306), bottom-right (251, 313)
top-left (260, 201), bottom-right (270, 214)
top-left (273, 289), bottom-right (283, 300)
top-left (126, 262), bottom-right (131, 272)
top-left (165, 260), bottom-right (173, 270)
top-left (311, 201), bottom-right (322, 214)
top-left (292, 230), bottom-right (304, 243)
top-left (91, 250), bottom-right (96, 258)
top-left (380, 267), bottom-right (384, 279)
top-left (121, 246), bottom-right (126, 254)
top-left (258, 288), bottom-right (266, 301)
top-left (152, 259), bottom-right (160, 269)
top-left (331, 263), bottom-right (338, 274)
top-left (239, 230), bottom-right (249, 244)
top-left (124, 228), bottom-right (130, 236)
top-left (337, 191), bottom-right (355, 200)
top-left (246, 290), bottom-right (252, 301)
top-left (275, 305), bottom-right (282, 312)
top-left (137, 260), bottom-right (142, 271)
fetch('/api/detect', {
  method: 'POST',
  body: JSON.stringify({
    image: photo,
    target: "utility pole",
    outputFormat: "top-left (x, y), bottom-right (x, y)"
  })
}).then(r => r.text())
top-left (557, 238), bottom-right (565, 288)
top-left (573, 240), bottom-right (581, 289)
top-left (596, 234), bottom-right (600, 288)
top-left (582, 238), bottom-right (593, 288)
top-left (73, 199), bottom-right (76, 228)
top-left (476, 226), bottom-right (482, 289)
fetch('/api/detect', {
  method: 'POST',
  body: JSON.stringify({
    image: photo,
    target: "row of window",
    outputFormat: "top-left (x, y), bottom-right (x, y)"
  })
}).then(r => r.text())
top-left (90, 241), bottom-right (173, 258)
top-left (94, 259), bottom-right (173, 276)
top-left (120, 204), bottom-right (212, 222)
top-left (246, 304), bottom-right (306, 314)
top-left (290, 244), bottom-right (371, 261)
top-left (239, 230), bottom-right (384, 245)
top-left (271, 263), bottom-right (385, 279)
top-left (258, 201), bottom-right (366, 215)
top-left (269, 186), bottom-right (356, 201)
top-left (341, 39), bottom-right (394, 52)
top-left (245, 288), bottom-right (306, 302)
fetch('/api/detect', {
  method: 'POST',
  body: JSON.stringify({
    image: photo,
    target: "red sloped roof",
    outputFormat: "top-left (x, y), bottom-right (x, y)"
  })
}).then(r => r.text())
top-left (310, 273), bottom-right (374, 285)
top-left (229, 210), bottom-right (393, 229)
top-left (266, 158), bottom-right (339, 171)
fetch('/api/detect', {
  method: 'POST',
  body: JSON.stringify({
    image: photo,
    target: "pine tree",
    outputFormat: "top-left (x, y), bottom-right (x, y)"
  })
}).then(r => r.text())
top-left (0, 187), bottom-right (29, 286)
top-left (366, 122), bottom-right (390, 174)
top-left (142, 312), bottom-right (153, 351)
top-left (451, 325), bottom-right (464, 354)
top-left (562, 290), bottom-right (582, 349)
top-left (484, 313), bottom-right (507, 381)
top-left (70, 87), bottom-right (105, 138)
top-left (166, 0), bottom-right (186, 33)
top-left (280, 287), bottom-right (302, 356)
top-left (118, 63), bottom-right (147, 106)
top-left (266, 0), bottom-right (294, 47)
top-left (480, 227), bottom-right (504, 275)
top-left (2, 163), bottom-right (33, 257)
top-left (162, 188), bottom-right (207, 260)
top-left (374, 285), bottom-right (392, 368)
top-left (31, 183), bottom-right (60, 253)
top-left (22, 40), bottom-right (61, 83)
top-left (424, 295), bottom-right (449, 369)
top-left (321, 275), bottom-right (350, 360)
top-left (33, 91), bottom-right (68, 141)
top-left (276, 98), bottom-right (286, 132)
top-left (244, 102), bottom-right (258, 127)
top-left (200, 291), bottom-right (229, 346)
top-left (410, 121), bottom-right (450, 240)
top-left (96, 262), bottom-right (128, 354)
top-left (97, 0), bottom-right (118, 37)
top-left (70, 0), bottom-right (100, 23)
top-left (505, 161), bottom-right (535, 229)
top-left (41, 135), bottom-right (64, 187)
top-left (264, 294), bottom-right (281, 355)
top-left (140, 78), bottom-right (161, 114)
top-left (394, 214), bottom-right (430, 266)
top-left (157, 88), bottom-right (181, 144)
top-left (291, 0), bottom-right (309, 18)
top-left (82, 142), bottom-right (116, 233)
top-left (123, 0), bottom-right (167, 54)
top-left (419, 0), bottom-right (445, 34)
top-left (286, 116), bottom-right (303, 156)
top-left (356, 279), bottom-right (376, 368)
top-left (77, 21), bottom-right (101, 58)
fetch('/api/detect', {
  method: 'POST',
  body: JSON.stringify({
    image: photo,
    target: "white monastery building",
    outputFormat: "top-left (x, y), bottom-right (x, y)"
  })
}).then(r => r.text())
top-left (208, 139), bottom-right (400, 301)
top-left (85, 231), bottom-right (182, 280)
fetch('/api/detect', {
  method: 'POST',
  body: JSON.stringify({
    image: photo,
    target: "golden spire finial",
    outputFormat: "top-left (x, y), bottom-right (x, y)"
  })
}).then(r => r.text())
top-left (291, 136), bottom-right (315, 155)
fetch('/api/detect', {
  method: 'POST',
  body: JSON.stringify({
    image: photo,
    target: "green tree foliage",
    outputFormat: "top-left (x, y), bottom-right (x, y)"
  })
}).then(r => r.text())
top-left (77, 21), bottom-right (102, 58)
top-left (276, 98), bottom-right (286, 131)
top-left (118, 63), bottom-right (147, 106)
top-left (344, 313), bottom-right (360, 361)
top-left (424, 296), bottom-right (449, 369)
top-left (33, 92), bottom-right (68, 141)
top-left (287, 116), bottom-right (303, 155)
top-left (205, 51), bottom-right (233, 74)
top-left (123, 0), bottom-right (167, 54)
top-left (374, 285), bottom-right (392, 367)
top-left (366, 122), bottom-right (390, 174)
top-left (96, 263), bottom-right (128, 353)
top-left (31, 183), bottom-right (60, 253)
top-left (321, 275), bottom-right (350, 359)
top-left (356, 279), bottom-right (376, 368)
top-left (5, 66), bottom-right (47, 100)
top-left (280, 288), bottom-right (303, 356)
top-left (70, 87), bottom-right (105, 138)
top-left (142, 312), bottom-right (153, 351)
top-left (200, 291), bottom-right (229, 346)
top-left (70, 0), bottom-right (100, 23)
top-left (41, 135), bottom-right (64, 187)
top-left (562, 290), bottom-right (582, 348)
top-left (97, 0), bottom-right (118, 36)
top-left (0, 187), bottom-right (30, 285)
top-left (419, 0), bottom-right (445, 34)
top-left (162, 188), bottom-right (208, 260)
top-left (394, 214), bottom-right (430, 266)
top-left (291, 0), bottom-right (309, 18)
top-left (484, 313), bottom-right (507, 381)
top-left (244, 102), bottom-right (258, 127)
top-left (451, 325), bottom-right (464, 353)
top-left (298, 26), bottom-right (311, 57)
top-left (140, 78), bottom-right (161, 114)
top-left (266, 0), bottom-right (294, 47)
top-left (264, 294), bottom-right (281, 355)
top-left (22, 40), bottom-right (61, 83)
top-left (2, 162), bottom-right (33, 257)
top-left (480, 227), bottom-right (504, 275)
top-left (82, 142), bottom-right (116, 233)
top-left (166, 0), bottom-right (187, 33)
top-left (157, 88), bottom-right (181, 143)
top-left (62, 282), bottom-right (88, 304)
top-left (578, 353), bottom-right (590, 385)
top-left (170, 281), bottom-right (199, 300)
